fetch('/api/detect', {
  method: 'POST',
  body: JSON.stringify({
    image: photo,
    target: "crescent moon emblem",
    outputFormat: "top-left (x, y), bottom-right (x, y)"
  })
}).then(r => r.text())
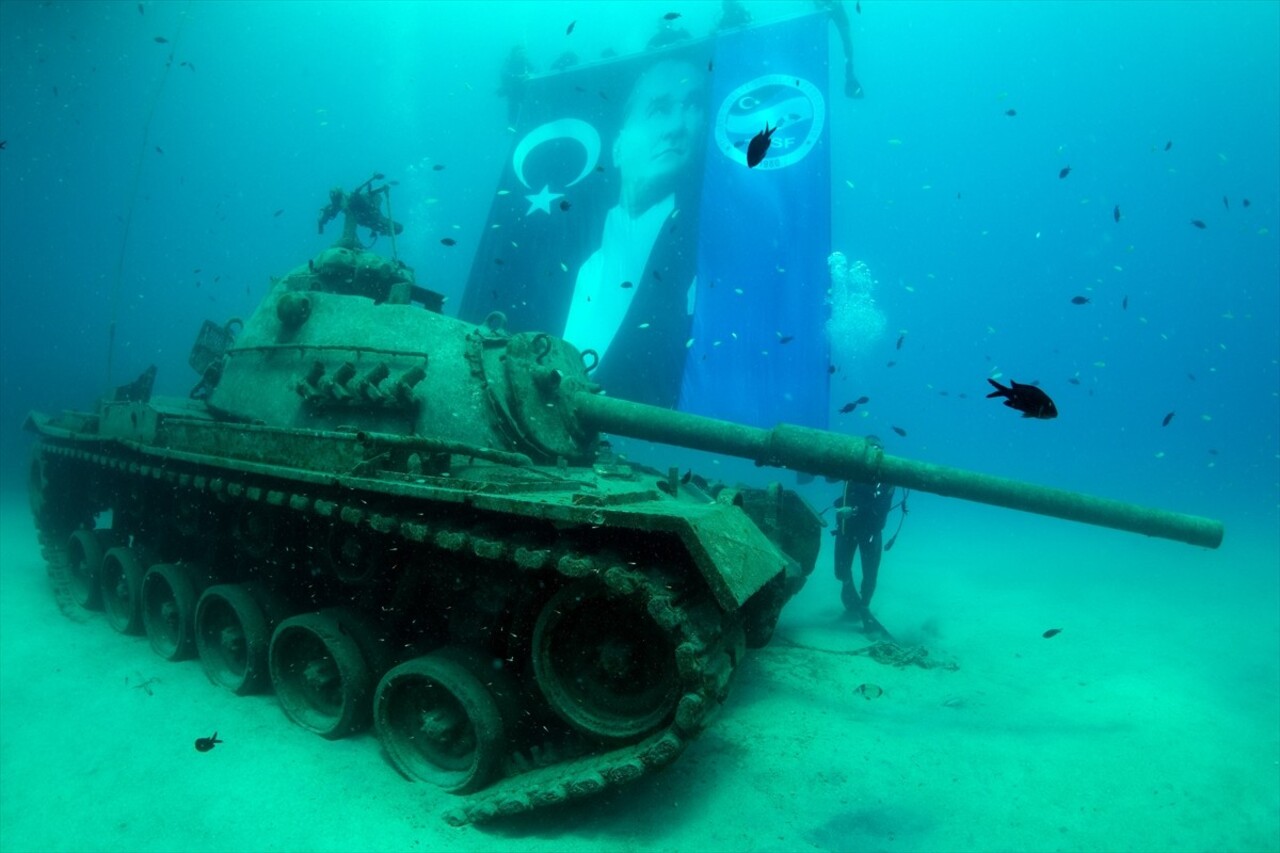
top-left (511, 119), bottom-right (601, 189)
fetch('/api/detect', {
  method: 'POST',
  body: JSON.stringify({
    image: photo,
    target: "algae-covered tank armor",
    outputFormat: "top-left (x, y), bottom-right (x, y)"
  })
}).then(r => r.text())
top-left (25, 188), bottom-right (1222, 825)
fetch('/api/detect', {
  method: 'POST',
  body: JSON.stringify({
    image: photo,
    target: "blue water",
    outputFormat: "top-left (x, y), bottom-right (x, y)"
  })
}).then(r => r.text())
top-left (0, 3), bottom-right (1276, 846)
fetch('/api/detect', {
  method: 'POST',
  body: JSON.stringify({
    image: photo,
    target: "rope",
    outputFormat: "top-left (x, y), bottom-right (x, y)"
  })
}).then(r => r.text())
top-left (107, 2), bottom-right (190, 386)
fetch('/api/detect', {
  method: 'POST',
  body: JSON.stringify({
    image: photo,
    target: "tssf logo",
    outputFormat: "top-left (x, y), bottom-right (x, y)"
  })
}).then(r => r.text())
top-left (716, 74), bottom-right (826, 170)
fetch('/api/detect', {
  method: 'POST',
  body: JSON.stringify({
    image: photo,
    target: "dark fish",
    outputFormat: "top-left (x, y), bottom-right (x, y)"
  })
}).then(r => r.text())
top-left (1070, 296), bottom-right (1090, 305)
top-left (1187, 372), bottom-right (1196, 381)
top-left (855, 0), bottom-right (861, 12)
top-left (440, 237), bottom-right (457, 246)
top-left (1208, 449), bottom-right (1218, 456)
top-left (680, 469), bottom-right (692, 484)
top-left (663, 12), bottom-right (682, 20)
top-left (432, 164), bottom-right (445, 171)
top-left (620, 281), bottom-right (633, 289)
top-left (154, 145), bottom-right (163, 154)
top-left (179, 60), bottom-right (195, 71)
top-left (1190, 219), bottom-right (1206, 229)
top-left (1113, 204), bottom-right (1120, 223)
top-left (886, 360), bottom-right (896, 368)
top-left (746, 122), bottom-right (777, 168)
top-left (308, 259), bottom-right (314, 273)
top-left (194, 732), bottom-right (222, 752)
top-left (1066, 377), bottom-right (1081, 385)
top-left (854, 683), bottom-right (882, 699)
top-left (0, 141), bottom-right (5, 150)
top-left (891, 426), bottom-right (907, 437)
top-left (138, 2), bottom-right (144, 13)
top-left (1042, 628), bottom-right (1062, 639)
top-left (827, 364), bottom-right (836, 374)
top-left (1222, 195), bottom-right (1229, 210)
top-left (895, 333), bottom-right (905, 350)
top-left (1004, 109), bottom-right (1017, 117)
top-left (566, 20), bottom-right (576, 35)
top-left (1162, 411), bottom-right (1175, 427)
top-left (559, 199), bottom-right (571, 211)
top-left (855, 396), bottom-right (870, 405)
top-left (1242, 198), bottom-right (1251, 208)
top-left (838, 402), bottom-right (857, 414)
top-left (986, 378), bottom-right (1058, 419)
top-left (53, 85), bottom-right (58, 97)
top-left (777, 334), bottom-right (795, 345)
top-left (707, 59), bottom-right (714, 72)
top-left (154, 36), bottom-right (168, 43)
top-left (1164, 140), bottom-right (1172, 151)
top-left (273, 209), bottom-right (283, 217)
top-left (652, 270), bottom-right (663, 281)
top-left (1122, 295), bottom-right (1128, 310)
top-left (494, 258), bottom-right (505, 265)
top-left (1058, 166), bottom-right (1071, 179)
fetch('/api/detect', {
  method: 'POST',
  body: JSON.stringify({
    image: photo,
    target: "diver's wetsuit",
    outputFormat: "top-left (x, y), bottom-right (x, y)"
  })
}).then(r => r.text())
top-left (833, 479), bottom-right (894, 621)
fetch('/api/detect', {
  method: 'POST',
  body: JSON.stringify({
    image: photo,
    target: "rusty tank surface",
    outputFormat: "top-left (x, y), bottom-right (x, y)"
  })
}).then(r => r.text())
top-left (25, 180), bottom-right (1223, 826)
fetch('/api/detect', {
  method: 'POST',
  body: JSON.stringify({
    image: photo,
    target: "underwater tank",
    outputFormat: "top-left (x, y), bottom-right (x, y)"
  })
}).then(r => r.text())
top-left (25, 188), bottom-right (1223, 825)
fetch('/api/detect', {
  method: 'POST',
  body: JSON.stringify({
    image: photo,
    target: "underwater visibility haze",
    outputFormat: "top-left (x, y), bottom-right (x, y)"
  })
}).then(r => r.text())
top-left (0, 2), bottom-right (1276, 851)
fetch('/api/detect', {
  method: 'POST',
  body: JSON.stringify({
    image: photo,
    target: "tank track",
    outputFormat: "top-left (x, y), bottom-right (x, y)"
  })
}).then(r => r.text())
top-left (29, 439), bottom-right (746, 825)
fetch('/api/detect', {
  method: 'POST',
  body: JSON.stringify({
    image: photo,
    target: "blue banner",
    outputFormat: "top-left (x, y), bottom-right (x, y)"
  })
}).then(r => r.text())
top-left (459, 13), bottom-right (831, 428)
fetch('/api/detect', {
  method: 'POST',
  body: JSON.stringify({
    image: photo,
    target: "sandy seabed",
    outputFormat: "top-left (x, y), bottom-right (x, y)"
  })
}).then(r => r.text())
top-left (1, 493), bottom-right (1276, 853)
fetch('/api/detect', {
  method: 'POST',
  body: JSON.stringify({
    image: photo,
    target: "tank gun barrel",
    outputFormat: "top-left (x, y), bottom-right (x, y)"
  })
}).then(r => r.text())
top-left (572, 393), bottom-right (1223, 549)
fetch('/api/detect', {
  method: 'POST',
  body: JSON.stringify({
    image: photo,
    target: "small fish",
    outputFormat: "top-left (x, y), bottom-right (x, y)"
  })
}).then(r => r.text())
top-left (440, 237), bottom-right (457, 246)
top-left (153, 36), bottom-right (168, 43)
top-left (138, 2), bottom-right (144, 13)
top-left (895, 333), bottom-right (905, 350)
top-left (494, 258), bottom-right (505, 265)
top-left (663, 12), bottom-right (682, 20)
top-left (179, 60), bottom-right (195, 71)
top-left (154, 145), bottom-right (163, 154)
top-left (986, 378), bottom-right (1058, 419)
top-left (620, 281), bottom-right (633, 289)
top-left (1122, 295), bottom-right (1129, 310)
top-left (680, 469), bottom-right (692, 484)
top-left (854, 683), bottom-right (883, 699)
top-left (777, 334), bottom-right (795, 344)
top-left (746, 122), bottom-right (777, 168)
top-left (566, 20), bottom-right (576, 35)
top-left (432, 164), bottom-right (445, 171)
top-left (273, 209), bottom-right (283, 217)
top-left (855, 396), bottom-right (870, 405)
top-left (838, 402), bottom-right (857, 414)
top-left (1222, 195), bottom-right (1229, 210)
top-left (828, 364), bottom-right (837, 374)
top-left (1058, 166), bottom-right (1071, 179)
top-left (1113, 204), bottom-right (1121, 223)
top-left (1187, 372), bottom-right (1196, 381)
top-left (1190, 219), bottom-right (1206, 229)
top-left (194, 732), bottom-right (223, 752)
top-left (1242, 198), bottom-right (1251, 208)
top-left (1004, 108), bottom-right (1017, 117)
top-left (652, 270), bottom-right (663, 281)
top-left (891, 426), bottom-right (907, 437)
top-left (1164, 140), bottom-right (1172, 151)
top-left (886, 360), bottom-right (896, 368)
top-left (1066, 377), bottom-right (1081, 385)
top-left (0, 141), bottom-right (5, 151)
top-left (1042, 628), bottom-right (1062, 639)
top-left (1162, 411), bottom-right (1175, 427)
top-left (1070, 296), bottom-right (1090, 305)
top-left (855, 1), bottom-right (861, 13)
top-left (707, 59), bottom-right (714, 72)
top-left (559, 199), bottom-right (571, 211)
top-left (308, 259), bottom-right (315, 273)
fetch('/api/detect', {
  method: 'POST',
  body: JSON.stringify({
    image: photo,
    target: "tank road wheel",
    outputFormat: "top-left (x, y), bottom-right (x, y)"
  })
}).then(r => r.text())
top-left (532, 582), bottom-right (680, 741)
top-left (374, 650), bottom-right (512, 794)
top-left (195, 583), bottom-right (286, 695)
top-left (142, 563), bottom-right (202, 661)
top-left (65, 530), bottom-right (110, 611)
top-left (270, 609), bottom-right (379, 739)
top-left (100, 547), bottom-right (147, 635)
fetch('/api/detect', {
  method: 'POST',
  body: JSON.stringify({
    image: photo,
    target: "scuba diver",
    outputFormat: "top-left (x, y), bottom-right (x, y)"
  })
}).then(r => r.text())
top-left (815, 0), bottom-right (864, 98)
top-left (832, 435), bottom-right (907, 635)
top-left (317, 174), bottom-right (403, 249)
